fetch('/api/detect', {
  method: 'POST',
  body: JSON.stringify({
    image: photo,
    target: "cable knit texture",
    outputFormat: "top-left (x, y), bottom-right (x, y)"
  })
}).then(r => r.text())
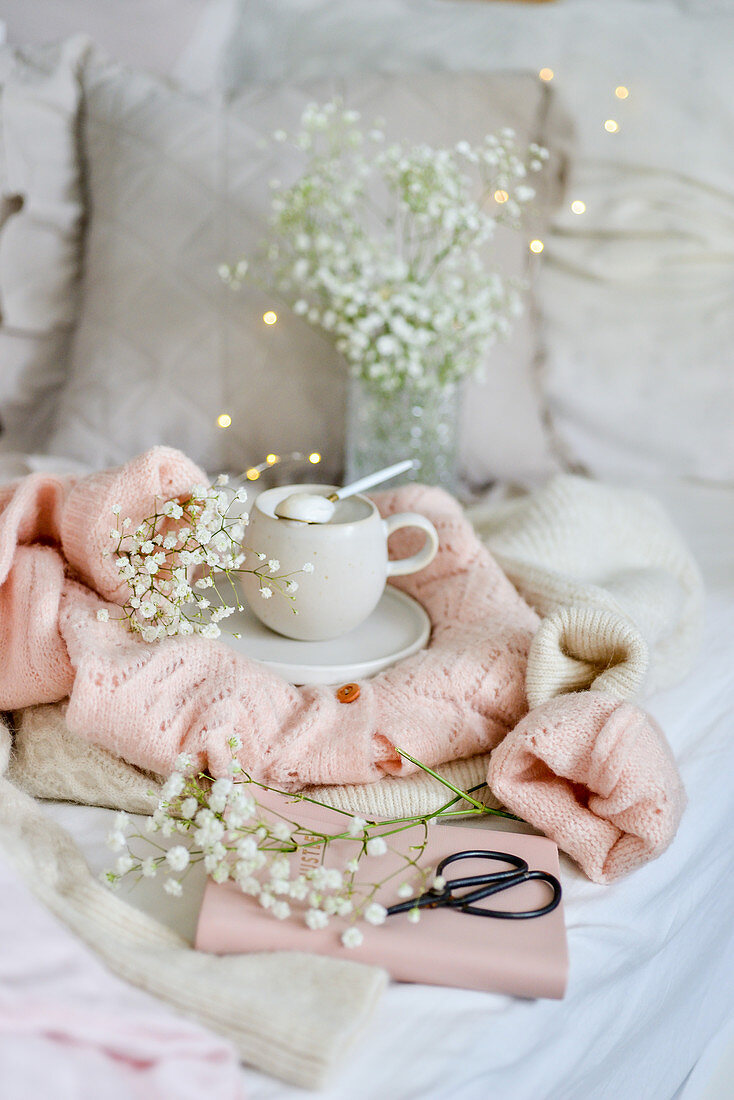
top-left (471, 474), bottom-right (704, 706)
top-left (10, 702), bottom-right (163, 815)
top-left (486, 691), bottom-right (687, 883)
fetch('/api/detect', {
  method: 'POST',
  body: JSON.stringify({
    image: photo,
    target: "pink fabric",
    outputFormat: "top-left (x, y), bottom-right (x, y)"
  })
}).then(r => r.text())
top-left (0, 446), bottom-right (538, 784)
top-left (0, 447), bottom-right (685, 880)
top-left (0, 852), bottom-right (246, 1100)
top-left (487, 691), bottom-right (687, 883)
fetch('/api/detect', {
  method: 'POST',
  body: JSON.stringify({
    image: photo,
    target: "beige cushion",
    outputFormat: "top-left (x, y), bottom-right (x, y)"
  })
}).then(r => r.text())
top-left (48, 56), bottom-right (571, 486)
top-left (0, 36), bottom-right (90, 450)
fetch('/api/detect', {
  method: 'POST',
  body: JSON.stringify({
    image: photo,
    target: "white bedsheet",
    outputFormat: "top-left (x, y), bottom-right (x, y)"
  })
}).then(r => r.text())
top-left (41, 478), bottom-right (734, 1099)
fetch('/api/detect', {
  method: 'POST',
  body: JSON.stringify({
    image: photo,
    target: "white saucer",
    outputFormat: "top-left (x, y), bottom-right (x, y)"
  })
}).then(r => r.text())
top-left (220, 587), bottom-right (431, 685)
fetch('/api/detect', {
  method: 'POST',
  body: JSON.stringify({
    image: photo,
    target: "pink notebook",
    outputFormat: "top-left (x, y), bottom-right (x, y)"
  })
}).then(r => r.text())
top-left (195, 797), bottom-right (568, 1000)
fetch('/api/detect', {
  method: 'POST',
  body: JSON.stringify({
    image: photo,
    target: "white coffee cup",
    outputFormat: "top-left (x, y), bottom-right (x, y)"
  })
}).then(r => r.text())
top-left (240, 483), bottom-right (439, 641)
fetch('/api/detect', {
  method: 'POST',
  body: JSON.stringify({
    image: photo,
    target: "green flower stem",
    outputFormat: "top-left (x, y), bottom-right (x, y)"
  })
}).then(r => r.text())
top-left (395, 748), bottom-right (522, 822)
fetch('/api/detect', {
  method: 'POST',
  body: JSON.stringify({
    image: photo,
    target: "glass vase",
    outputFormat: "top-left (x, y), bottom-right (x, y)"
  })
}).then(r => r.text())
top-left (345, 375), bottom-right (460, 493)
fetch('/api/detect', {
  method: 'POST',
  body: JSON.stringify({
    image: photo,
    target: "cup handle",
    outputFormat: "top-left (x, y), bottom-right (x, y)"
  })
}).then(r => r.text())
top-left (383, 512), bottom-right (439, 577)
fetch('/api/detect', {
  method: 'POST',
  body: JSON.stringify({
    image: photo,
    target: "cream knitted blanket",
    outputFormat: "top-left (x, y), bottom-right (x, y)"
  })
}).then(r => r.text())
top-left (470, 474), bottom-right (703, 706)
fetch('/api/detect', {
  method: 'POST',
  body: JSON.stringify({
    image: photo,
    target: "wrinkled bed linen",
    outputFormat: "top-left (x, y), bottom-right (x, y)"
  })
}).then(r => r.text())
top-left (0, 848), bottom-right (247, 1100)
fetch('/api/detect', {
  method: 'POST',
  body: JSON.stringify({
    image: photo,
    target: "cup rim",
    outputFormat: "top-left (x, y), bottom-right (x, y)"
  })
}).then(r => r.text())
top-left (253, 483), bottom-right (379, 527)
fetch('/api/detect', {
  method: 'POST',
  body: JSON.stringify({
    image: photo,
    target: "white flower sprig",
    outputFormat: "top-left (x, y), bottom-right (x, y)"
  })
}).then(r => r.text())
top-left (101, 475), bottom-right (312, 643)
top-left (222, 99), bottom-right (548, 394)
top-left (104, 739), bottom-right (522, 947)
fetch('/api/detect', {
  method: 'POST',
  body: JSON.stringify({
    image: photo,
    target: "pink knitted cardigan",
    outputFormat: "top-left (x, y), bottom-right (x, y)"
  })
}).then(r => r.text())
top-left (0, 448), bottom-right (685, 883)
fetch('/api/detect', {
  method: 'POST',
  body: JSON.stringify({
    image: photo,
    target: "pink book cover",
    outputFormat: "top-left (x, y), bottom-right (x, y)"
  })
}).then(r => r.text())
top-left (195, 795), bottom-right (569, 1000)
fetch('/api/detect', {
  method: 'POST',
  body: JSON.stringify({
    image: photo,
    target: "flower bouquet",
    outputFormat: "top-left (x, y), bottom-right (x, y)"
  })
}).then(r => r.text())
top-left (222, 100), bottom-right (548, 489)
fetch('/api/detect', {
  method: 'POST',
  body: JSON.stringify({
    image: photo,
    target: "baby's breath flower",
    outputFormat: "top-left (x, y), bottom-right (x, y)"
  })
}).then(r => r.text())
top-left (165, 845), bottom-right (190, 873)
top-left (224, 101), bottom-right (543, 397)
top-left (96, 608), bottom-right (110, 622)
top-left (260, 586), bottom-right (273, 599)
top-left (108, 475), bottom-right (311, 644)
top-left (174, 752), bottom-right (194, 774)
top-left (348, 816), bottom-right (367, 838)
top-left (106, 830), bottom-right (126, 853)
top-left (289, 878), bottom-right (309, 901)
top-left (269, 856), bottom-right (291, 881)
top-left (364, 902), bottom-right (387, 926)
top-left (407, 908), bottom-right (421, 924)
top-left (341, 926), bottom-right (364, 949)
top-left (161, 773), bottom-right (185, 801)
top-left (180, 796), bottom-right (198, 819)
top-left (305, 908), bottom-right (329, 931)
top-left (106, 730), bottom-right (518, 949)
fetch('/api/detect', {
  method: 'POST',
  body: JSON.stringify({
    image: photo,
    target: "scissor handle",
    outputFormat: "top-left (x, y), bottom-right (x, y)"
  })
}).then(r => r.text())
top-left (435, 850), bottom-right (529, 888)
top-left (453, 869), bottom-right (562, 920)
top-left (385, 850), bottom-right (562, 920)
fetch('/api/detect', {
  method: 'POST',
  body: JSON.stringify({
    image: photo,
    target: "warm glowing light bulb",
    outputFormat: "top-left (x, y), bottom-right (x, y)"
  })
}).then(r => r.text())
top-left (570, 200), bottom-right (586, 215)
top-left (539, 68), bottom-right (554, 82)
top-left (216, 413), bottom-right (232, 428)
top-left (604, 119), bottom-right (620, 133)
top-left (529, 239), bottom-right (544, 254)
top-left (309, 452), bottom-right (321, 464)
top-left (263, 311), bottom-right (278, 325)
top-left (615, 86), bottom-right (629, 99)
top-left (265, 453), bottom-right (279, 465)
top-left (494, 190), bottom-right (509, 204)
top-left (245, 468), bottom-right (260, 481)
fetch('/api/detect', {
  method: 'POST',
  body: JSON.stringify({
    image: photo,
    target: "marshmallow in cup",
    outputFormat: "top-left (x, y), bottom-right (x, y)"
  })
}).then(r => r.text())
top-left (239, 484), bottom-right (439, 641)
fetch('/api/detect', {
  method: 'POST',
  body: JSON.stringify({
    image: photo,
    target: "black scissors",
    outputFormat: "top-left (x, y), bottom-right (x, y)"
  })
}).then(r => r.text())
top-left (385, 850), bottom-right (562, 920)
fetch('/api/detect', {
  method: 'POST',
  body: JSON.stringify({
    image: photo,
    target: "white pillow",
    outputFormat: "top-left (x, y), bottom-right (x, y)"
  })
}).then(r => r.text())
top-left (48, 55), bottom-right (571, 486)
top-left (539, 162), bottom-right (734, 482)
top-left (0, 36), bottom-right (89, 451)
top-left (198, 0), bottom-right (734, 481)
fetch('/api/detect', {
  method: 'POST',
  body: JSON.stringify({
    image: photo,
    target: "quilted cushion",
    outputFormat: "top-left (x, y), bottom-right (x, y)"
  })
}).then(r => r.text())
top-left (48, 56), bottom-right (571, 485)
